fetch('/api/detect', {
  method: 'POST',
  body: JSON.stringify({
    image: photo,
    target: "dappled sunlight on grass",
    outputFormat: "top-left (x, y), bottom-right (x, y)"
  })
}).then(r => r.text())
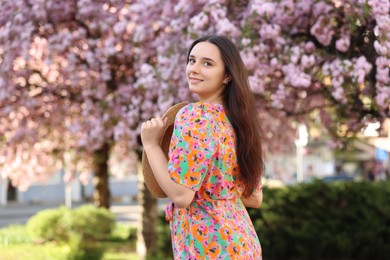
top-left (0, 243), bottom-right (69, 260)
top-left (0, 223), bottom-right (139, 260)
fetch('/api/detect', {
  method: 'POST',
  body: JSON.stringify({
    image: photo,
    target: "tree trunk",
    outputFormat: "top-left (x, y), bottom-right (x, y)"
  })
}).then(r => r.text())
top-left (92, 142), bottom-right (111, 209)
top-left (137, 160), bottom-right (158, 259)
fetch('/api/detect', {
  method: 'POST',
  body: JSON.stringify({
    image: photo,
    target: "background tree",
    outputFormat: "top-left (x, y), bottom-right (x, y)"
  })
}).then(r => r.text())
top-left (149, 0), bottom-right (389, 149)
top-left (0, 0), bottom-right (169, 256)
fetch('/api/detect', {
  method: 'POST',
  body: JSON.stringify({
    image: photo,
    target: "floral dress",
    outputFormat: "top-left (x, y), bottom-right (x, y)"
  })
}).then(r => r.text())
top-left (166, 102), bottom-right (262, 260)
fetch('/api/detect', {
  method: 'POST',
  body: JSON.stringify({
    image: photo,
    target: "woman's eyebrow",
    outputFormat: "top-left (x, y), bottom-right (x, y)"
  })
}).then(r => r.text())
top-left (189, 55), bottom-right (216, 63)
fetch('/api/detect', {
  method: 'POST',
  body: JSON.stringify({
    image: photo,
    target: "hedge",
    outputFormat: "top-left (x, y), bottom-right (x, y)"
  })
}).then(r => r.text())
top-left (248, 180), bottom-right (390, 259)
top-left (27, 205), bottom-right (116, 260)
top-left (155, 180), bottom-right (390, 259)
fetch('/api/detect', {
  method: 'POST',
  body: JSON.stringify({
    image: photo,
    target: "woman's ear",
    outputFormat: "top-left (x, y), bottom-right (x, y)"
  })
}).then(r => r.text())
top-left (224, 75), bottom-right (232, 84)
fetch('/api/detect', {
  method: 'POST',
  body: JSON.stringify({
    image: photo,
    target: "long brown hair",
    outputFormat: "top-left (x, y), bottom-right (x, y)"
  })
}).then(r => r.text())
top-left (187, 35), bottom-right (264, 197)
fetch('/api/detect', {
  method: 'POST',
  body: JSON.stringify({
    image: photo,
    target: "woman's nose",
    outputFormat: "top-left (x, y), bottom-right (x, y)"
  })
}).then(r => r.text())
top-left (189, 62), bottom-right (200, 74)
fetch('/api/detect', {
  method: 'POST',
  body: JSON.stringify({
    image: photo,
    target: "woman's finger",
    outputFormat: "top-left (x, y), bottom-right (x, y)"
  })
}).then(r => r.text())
top-left (142, 121), bottom-right (150, 128)
top-left (154, 116), bottom-right (165, 126)
top-left (148, 117), bottom-right (165, 127)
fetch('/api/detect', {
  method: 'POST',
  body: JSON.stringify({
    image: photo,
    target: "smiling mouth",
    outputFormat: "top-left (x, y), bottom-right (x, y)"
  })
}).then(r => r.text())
top-left (189, 77), bottom-right (203, 83)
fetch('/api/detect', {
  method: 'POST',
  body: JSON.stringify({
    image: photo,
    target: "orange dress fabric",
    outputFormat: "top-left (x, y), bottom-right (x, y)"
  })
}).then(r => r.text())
top-left (166, 102), bottom-right (262, 259)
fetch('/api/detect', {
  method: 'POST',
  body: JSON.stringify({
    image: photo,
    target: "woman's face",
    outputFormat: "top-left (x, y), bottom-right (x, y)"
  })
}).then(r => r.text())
top-left (186, 41), bottom-right (228, 102)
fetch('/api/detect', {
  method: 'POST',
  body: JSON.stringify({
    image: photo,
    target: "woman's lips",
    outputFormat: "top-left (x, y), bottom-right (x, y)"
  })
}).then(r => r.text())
top-left (189, 77), bottom-right (203, 84)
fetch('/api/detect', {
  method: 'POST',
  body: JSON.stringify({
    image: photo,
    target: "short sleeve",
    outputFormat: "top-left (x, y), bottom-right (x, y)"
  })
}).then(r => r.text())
top-left (168, 104), bottom-right (216, 191)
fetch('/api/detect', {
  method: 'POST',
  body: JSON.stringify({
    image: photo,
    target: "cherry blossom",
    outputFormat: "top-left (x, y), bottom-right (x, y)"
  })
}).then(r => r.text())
top-left (0, 2), bottom-right (388, 256)
top-left (0, 0), bottom-right (389, 196)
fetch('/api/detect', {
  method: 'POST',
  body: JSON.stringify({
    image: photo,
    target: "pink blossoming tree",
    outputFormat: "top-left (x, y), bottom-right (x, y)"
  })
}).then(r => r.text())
top-left (147, 0), bottom-right (389, 149)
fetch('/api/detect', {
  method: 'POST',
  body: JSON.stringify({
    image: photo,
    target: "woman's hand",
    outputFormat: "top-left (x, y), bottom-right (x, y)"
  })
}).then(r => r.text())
top-left (141, 116), bottom-right (168, 149)
top-left (141, 116), bottom-right (196, 208)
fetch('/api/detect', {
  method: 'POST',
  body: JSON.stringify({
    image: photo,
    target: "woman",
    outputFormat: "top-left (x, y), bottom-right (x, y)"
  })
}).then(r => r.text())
top-left (141, 35), bottom-right (264, 259)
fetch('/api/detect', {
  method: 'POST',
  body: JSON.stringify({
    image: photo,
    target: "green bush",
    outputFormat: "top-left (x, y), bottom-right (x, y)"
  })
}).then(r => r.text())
top-left (27, 204), bottom-right (116, 260)
top-left (63, 205), bottom-right (115, 241)
top-left (27, 206), bottom-right (69, 243)
top-left (154, 181), bottom-right (390, 259)
top-left (0, 224), bottom-right (138, 260)
top-left (109, 223), bottom-right (137, 242)
top-left (248, 180), bottom-right (390, 260)
top-left (66, 233), bottom-right (105, 260)
top-left (127, 226), bottom-right (137, 247)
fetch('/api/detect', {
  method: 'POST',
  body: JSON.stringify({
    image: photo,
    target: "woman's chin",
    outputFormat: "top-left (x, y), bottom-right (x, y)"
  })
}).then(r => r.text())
top-left (188, 86), bottom-right (200, 94)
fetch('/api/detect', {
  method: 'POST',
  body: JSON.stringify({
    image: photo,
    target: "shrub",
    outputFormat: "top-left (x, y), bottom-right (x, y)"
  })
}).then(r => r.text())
top-left (62, 205), bottom-right (115, 241)
top-left (154, 181), bottom-right (390, 259)
top-left (66, 233), bottom-right (105, 260)
top-left (27, 206), bottom-right (69, 243)
top-left (128, 226), bottom-right (137, 241)
top-left (248, 180), bottom-right (390, 260)
top-left (27, 204), bottom-right (116, 260)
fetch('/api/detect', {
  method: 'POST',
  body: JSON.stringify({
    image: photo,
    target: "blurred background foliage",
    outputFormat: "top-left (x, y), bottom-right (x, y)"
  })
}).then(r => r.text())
top-left (153, 180), bottom-right (390, 260)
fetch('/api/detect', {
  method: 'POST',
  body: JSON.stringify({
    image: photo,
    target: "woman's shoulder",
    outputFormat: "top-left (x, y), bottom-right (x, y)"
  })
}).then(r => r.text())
top-left (177, 101), bottom-right (223, 118)
top-left (175, 102), bottom-right (222, 127)
top-left (177, 102), bottom-right (204, 118)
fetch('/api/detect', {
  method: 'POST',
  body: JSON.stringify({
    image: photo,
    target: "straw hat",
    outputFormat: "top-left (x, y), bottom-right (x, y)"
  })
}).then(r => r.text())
top-left (141, 102), bottom-right (188, 198)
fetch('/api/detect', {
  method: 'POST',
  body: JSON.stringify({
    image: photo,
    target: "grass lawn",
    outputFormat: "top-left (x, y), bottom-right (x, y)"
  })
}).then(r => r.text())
top-left (0, 244), bottom-right (139, 260)
top-left (0, 243), bottom-right (70, 260)
top-left (0, 224), bottom-right (139, 260)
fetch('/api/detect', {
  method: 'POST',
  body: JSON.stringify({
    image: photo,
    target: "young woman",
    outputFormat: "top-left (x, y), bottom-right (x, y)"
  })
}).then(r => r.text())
top-left (141, 35), bottom-right (264, 259)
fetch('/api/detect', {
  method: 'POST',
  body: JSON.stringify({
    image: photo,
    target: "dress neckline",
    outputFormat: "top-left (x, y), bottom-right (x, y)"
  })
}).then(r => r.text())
top-left (196, 101), bottom-right (224, 108)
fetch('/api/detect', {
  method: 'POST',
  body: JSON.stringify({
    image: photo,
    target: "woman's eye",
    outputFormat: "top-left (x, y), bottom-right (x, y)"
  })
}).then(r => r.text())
top-left (203, 62), bottom-right (211, 66)
top-left (188, 59), bottom-right (195, 64)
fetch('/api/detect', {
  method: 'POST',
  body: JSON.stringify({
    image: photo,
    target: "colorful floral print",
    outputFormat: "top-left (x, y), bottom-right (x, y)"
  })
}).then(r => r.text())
top-left (166, 102), bottom-right (262, 259)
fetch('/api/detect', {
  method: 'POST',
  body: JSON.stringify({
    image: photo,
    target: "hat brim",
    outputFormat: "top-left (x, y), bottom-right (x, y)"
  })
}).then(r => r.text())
top-left (141, 102), bottom-right (188, 198)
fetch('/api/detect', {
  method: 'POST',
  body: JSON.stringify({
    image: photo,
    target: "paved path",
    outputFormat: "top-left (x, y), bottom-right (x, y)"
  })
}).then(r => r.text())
top-left (0, 200), bottom-right (168, 228)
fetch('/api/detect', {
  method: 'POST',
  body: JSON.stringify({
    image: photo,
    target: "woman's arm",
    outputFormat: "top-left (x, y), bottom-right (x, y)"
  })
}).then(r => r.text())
top-left (141, 117), bottom-right (195, 208)
top-left (241, 190), bottom-right (263, 208)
